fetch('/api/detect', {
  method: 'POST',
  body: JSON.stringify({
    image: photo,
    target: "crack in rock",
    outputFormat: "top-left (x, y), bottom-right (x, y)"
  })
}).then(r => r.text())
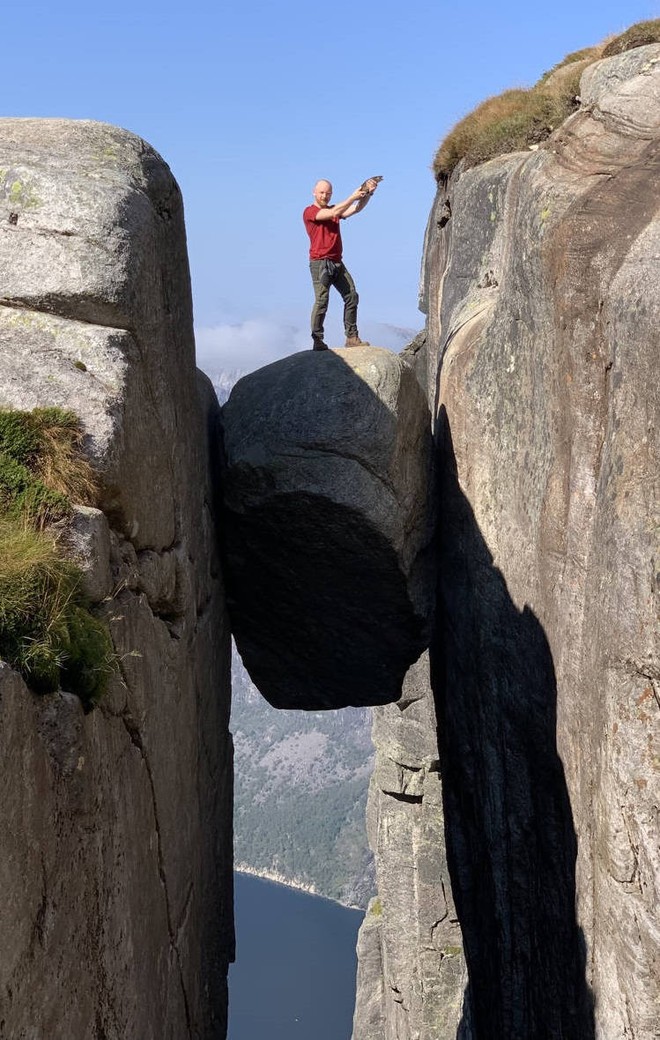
top-left (120, 715), bottom-right (193, 1037)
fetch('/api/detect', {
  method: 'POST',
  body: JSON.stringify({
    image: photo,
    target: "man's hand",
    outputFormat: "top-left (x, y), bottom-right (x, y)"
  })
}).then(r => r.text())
top-left (352, 177), bottom-right (382, 200)
top-left (319, 178), bottom-right (382, 222)
top-left (342, 178), bottom-right (382, 219)
top-left (360, 176), bottom-right (383, 195)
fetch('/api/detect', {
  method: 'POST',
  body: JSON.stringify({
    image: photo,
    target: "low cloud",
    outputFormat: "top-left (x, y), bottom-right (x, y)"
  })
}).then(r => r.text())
top-left (195, 317), bottom-right (309, 377)
top-left (195, 315), bottom-right (421, 385)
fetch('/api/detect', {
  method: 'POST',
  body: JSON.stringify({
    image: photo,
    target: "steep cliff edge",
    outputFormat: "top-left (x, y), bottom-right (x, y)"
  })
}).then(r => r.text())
top-left (0, 121), bottom-right (233, 1038)
top-left (354, 44), bottom-right (659, 1040)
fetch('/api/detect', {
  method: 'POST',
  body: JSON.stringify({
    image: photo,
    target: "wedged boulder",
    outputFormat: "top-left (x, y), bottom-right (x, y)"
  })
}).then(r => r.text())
top-left (221, 346), bottom-right (433, 710)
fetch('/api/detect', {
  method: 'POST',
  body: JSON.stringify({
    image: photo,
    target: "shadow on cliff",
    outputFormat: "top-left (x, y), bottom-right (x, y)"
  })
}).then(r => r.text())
top-left (430, 407), bottom-right (595, 1040)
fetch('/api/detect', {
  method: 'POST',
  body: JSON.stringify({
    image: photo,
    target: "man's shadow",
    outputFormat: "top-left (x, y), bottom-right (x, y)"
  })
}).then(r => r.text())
top-left (430, 406), bottom-right (595, 1039)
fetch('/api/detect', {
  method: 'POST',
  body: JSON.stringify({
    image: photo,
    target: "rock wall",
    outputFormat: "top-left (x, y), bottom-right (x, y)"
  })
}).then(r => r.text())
top-left (352, 654), bottom-right (466, 1040)
top-left (0, 121), bottom-right (233, 1038)
top-left (353, 46), bottom-right (659, 1040)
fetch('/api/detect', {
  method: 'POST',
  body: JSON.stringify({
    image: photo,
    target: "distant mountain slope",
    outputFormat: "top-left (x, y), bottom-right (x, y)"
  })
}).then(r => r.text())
top-left (209, 370), bottom-right (245, 405)
top-left (231, 649), bottom-right (375, 907)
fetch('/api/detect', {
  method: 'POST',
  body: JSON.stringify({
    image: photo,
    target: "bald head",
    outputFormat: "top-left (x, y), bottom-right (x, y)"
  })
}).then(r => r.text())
top-left (313, 180), bottom-right (333, 207)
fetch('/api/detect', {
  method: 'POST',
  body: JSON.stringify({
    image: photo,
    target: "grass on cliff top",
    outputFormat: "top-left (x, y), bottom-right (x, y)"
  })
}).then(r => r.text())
top-left (433, 19), bottom-right (659, 178)
top-left (0, 408), bottom-right (114, 709)
top-left (601, 19), bottom-right (660, 57)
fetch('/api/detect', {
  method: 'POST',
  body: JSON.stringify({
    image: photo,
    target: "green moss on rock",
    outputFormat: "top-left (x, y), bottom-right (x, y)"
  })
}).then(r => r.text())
top-left (369, 896), bottom-right (383, 917)
top-left (0, 407), bottom-right (114, 709)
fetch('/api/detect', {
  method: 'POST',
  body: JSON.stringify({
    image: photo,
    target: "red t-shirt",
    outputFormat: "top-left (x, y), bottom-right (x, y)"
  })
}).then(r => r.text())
top-left (303, 204), bottom-right (343, 261)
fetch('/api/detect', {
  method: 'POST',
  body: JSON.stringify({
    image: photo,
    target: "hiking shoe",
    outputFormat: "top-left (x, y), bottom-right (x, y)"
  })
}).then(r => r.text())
top-left (344, 335), bottom-right (370, 347)
top-left (312, 340), bottom-right (329, 351)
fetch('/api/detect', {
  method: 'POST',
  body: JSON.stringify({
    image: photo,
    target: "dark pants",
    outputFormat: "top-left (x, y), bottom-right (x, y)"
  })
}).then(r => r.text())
top-left (309, 259), bottom-right (359, 342)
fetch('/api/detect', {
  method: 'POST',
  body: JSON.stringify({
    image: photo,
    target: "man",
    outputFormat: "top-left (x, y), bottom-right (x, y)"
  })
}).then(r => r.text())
top-left (303, 178), bottom-right (379, 351)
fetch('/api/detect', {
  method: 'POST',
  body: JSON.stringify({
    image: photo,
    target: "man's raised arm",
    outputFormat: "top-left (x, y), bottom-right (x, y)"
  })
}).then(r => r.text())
top-left (314, 186), bottom-right (370, 221)
top-left (341, 178), bottom-right (380, 220)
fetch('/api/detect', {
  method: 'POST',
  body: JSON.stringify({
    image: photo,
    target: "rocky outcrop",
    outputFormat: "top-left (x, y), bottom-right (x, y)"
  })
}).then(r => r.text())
top-left (221, 347), bottom-right (433, 710)
top-left (0, 120), bottom-right (233, 1038)
top-left (435, 48), bottom-right (659, 1038)
top-left (354, 45), bottom-right (659, 1040)
top-left (352, 653), bottom-right (465, 1040)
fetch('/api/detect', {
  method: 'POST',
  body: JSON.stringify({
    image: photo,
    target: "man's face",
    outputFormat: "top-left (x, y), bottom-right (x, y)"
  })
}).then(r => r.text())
top-left (313, 181), bottom-right (332, 207)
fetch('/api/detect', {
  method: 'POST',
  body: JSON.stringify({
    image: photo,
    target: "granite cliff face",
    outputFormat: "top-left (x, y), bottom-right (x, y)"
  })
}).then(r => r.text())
top-left (1, 42), bottom-right (656, 1040)
top-left (354, 46), bottom-right (659, 1040)
top-left (0, 121), bottom-right (233, 1038)
top-left (353, 653), bottom-right (465, 1040)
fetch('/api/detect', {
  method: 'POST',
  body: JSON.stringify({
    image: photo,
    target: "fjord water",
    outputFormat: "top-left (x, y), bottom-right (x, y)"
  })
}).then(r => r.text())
top-left (229, 872), bottom-right (362, 1039)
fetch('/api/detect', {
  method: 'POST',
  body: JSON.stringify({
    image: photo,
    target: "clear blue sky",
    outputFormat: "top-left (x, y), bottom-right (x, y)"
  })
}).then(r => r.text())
top-left (4, 0), bottom-right (657, 372)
